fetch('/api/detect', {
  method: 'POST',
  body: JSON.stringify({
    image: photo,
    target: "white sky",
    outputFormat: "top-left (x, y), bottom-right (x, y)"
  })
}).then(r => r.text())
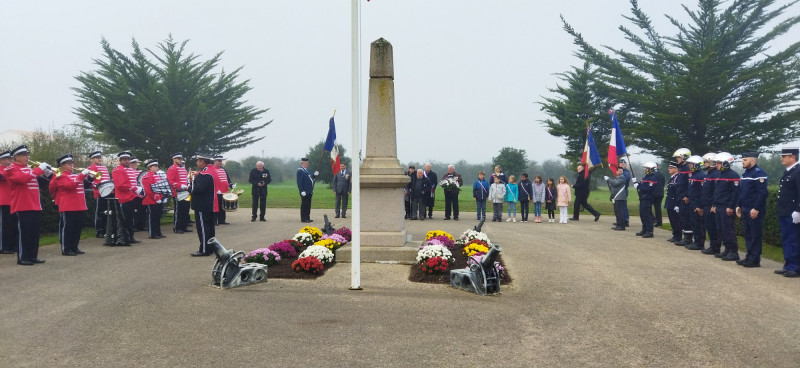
top-left (1, 1), bottom-right (795, 164)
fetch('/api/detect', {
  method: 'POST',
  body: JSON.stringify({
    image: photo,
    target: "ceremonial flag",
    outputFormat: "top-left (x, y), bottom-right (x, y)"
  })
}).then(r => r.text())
top-left (608, 110), bottom-right (628, 177)
top-left (581, 126), bottom-right (602, 178)
top-left (323, 117), bottom-right (341, 173)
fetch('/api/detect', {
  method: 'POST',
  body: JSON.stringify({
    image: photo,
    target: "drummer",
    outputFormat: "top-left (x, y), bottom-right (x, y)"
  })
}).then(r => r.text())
top-left (167, 152), bottom-right (192, 234)
top-left (142, 159), bottom-right (166, 239)
top-left (213, 155), bottom-right (233, 225)
top-left (128, 157), bottom-right (147, 232)
top-left (88, 150), bottom-right (111, 238)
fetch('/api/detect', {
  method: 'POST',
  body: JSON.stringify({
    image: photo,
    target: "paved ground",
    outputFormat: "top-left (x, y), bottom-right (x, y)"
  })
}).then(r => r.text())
top-left (1, 208), bottom-right (799, 367)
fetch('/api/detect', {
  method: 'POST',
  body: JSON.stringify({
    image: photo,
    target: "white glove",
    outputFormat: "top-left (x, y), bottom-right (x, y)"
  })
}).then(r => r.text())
top-left (39, 162), bottom-right (51, 171)
top-left (314, 171), bottom-right (319, 176)
top-left (180, 184), bottom-right (188, 190)
top-left (603, 176), bottom-right (609, 181)
top-left (301, 191), bottom-right (306, 197)
top-left (216, 190), bottom-right (222, 195)
top-left (674, 206), bottom-right (679, 213)
top-left (792, 211), bottom-right (800, 224)
top-left (231, 183), bottom-right (237, 189)
top-left (135, 186), bottom-right (143, 196)
top-left (632, 178), bottom-right (638, 183)
top-left (81, 169), bottom-right (90, 176)
top-left (633, 183), bottom-right (639, 189)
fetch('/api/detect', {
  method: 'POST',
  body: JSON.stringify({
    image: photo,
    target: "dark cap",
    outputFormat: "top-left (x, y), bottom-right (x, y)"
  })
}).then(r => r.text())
top-left (196, 153), bottom-right (212, 160)
top-left (12, 145), bottom-right (28, 156)
top-left (117, 151), bottom-right (132, 159)
top-left (669, 161), bottom-right (679, 168)
top-left (89, 150), bottom-right (102, 159)
top-left (130, 157), bottom-right (139, 163)
top-left (0, 150), bottom-right (10, 159)
top-left (57, 154), bottom-right (74, 166)
top-left (146, 159), bottom-right (159, 168)
top-left (781, 147), bottom-right (799, 157)
top-left (171, 152), bottom-right (183, 159)
top-left (740, 151), bottom-right (759, 158)
top-left (214, 155), bottom-right (224, 161)
top-left (301, 158), bottom-right (309, 162)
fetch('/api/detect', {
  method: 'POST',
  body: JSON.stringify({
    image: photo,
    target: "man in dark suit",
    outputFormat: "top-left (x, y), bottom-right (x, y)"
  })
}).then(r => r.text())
top-left (775, 147), bottom-right (800, 277)
top-left (296, 158), bottom-right (318, 223)
top-left (409, 169), bottom-right (431, 220)
top-left (332, 163), bottom-right (351, 218)
top-left (571, 163), bottom-right (601, 222)
top-left (190, 154), bottom-right (216, 257)
top-left (248, 161), bottom-right (271, 222)
top-left (423, 163), bottom-right (437, 219)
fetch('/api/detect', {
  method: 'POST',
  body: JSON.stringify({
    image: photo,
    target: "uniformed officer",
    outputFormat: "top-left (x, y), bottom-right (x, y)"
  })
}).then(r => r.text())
top-left (297, 158), bottom-right (318, 223)
top-left (652, 164), bottom-right (665, 227)
top-left (190, 153), bottom-right (216, 256)
top-left (87, 150), bottom-right (111, 238)
top-left (685, 155), bottom-right (707, 250)
top-left (5, 145), bottom-right (52, 265)
top-left (735, 151), bottom-right (768, 267)
top-left (700, 153), bottom-right (721, 255)
top-left (775, 147), bottom-right (800, 277)
top-left (0, 149), bottom-right (18, 255)
top-left (49, 154), bottom-right (90, 256)
top-left (665, 161), bottom-right (683, 243)
top-left (634, 161), bottom-right (658, 238)
top-left (712, 152), bottom-right (740, 261)
top-left (673, 148), bottom-right (694, 246)
top-left (166, 152), bottom-right (192, 233)
top-left (248, 161), bottom-right (271, 222)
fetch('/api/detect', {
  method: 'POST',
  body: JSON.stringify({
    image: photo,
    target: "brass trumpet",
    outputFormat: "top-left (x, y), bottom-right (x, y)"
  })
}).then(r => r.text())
top-left (53, 167), bottom-right (102, 179)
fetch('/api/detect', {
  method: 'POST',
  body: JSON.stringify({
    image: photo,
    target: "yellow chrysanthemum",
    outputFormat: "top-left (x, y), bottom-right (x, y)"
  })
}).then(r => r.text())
top-left (314, 238), bottom-right (341, 251)
top-left (425, 230), bottom-right (454, 242)
top-left (463, 242), bottom-right (490, 257)
top-left (300, 226), bottom-right (323, 241)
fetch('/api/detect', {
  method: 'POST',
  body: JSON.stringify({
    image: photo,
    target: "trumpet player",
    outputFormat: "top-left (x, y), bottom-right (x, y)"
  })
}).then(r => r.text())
top-left (5, 145), bottom-right (51, 265)
top-left (112, 151), bottom-right (142, 245)
top-left (0, 150), bottom-right (18, 255)
top-left (167, 152), bottom-right (192, 234)
top-left (142, 159), bottom-right (166, 239)
top-left (88, 150), bottom-right (111, 238)
top-left (49, 154), bottom-right (90, 256)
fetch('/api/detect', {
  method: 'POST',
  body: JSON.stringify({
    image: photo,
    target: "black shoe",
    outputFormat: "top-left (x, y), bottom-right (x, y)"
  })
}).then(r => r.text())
top-left (62, 252), bottom-right (77, 256)
top-left (775, 269), bottom-right (790, 274)
top-left (17, 260), bottom-right (34, 266)
top-left (686, 243), bottom-right (704, 250)
top-left (181, 228), bottom-right (193, 232)
top-left (419, 217), bottom-right (425, 221)
top-left (0, 250), bottom-right (15, 254)
top-left (666, 236), bottom-right (680, 243)
top-left (302, 219), bottom-right (313, 223)
top-left (654, 223), bottom-right (663, 227)
top-left (96, 234), bottom-right (105, 238)
top-left (701, 248), bottom-right (720, 255)
top-left (149, 236), bottom-right (161, 239)
top-left (32, 258), bottom-right (45, 264)
top-left (623, 223), bottom-right (630, 227)
top-left (612, 226), bottom-right (625, 231)
top-left (410, 217), bottom-right (418, 220)
top-left (454, 217), bottom-right (459, 221)
top-left (784, 271), bottom-right (800, 278)
top-left (175, 230), bottom-right (185, 234)
top-left (219, 222), bottom-right (230, 225)
top-left (190, 252), bottom-right (211, 257)
top-left (335, 215), bottom-right (340, 218)
top-left (594, 214), bottom-right (600, 222)
top-left (736, 259), bottom-right (745, 265)
top-left (740, 260), bottom-right (760, 268)
top-left (714, 251), bottom-right (729, 258)
top-left (642, 232), bottom-right (654, 238)
top-left (721, 252), bottom-right (740, 261)
top-left (74, 249), bottom-right (85, 255)
top-left (635, 231), bottom-right (646, 236)
top-left (130, 239), bottom-right (142, 244)
top-left (444, 218), bottom-right (450, 220)
top-left (260, 218), bottom-right (266, 222)
top-left (571, 217), bottom-right (580, 221)
top-left (342, 215), bottom-right (347, 218)
top-left (251, 217), bottom-right (256, 222)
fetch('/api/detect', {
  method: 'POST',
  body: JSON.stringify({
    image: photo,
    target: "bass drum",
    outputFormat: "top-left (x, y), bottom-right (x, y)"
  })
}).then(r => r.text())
top-left (97, 180), bottom-right (115, 197)
top-left (222, 192), bottom-right (239, 212)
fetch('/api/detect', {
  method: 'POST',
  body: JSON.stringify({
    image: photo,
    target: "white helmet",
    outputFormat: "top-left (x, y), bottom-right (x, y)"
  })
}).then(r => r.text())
top-left (702, 152), bottom-right (717, 163)
top-left (673, 148), bottom-right (691, 160)
top-left (716, 152), bottom-right (734, 170)
top-left (643, 161), bottom-right (657, 175)
top-left (686, 155), bottom-right (704, 171)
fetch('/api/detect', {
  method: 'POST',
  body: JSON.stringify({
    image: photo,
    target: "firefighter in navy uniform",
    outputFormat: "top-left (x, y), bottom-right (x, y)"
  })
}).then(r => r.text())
top-left (711, 152), bottom-right (740, 261)
top-left (634, 161), bottom-right (658, 238)
top-left (665, 162), bottom-right (683, 243)
top-left (685, 156), bottom-right (707, 250)
top-left (774, 147), bottom-right (800, 277)
top-left (190, 154), bottom-right (216, 257)
top-left (700, 153), bottom-right (721, 255)
top-left (652, 164), bottom-right (665, 227)
top-left (735, 151), bottom-right (768, 267)
top-left (673, 148), bottom-right (694, 246)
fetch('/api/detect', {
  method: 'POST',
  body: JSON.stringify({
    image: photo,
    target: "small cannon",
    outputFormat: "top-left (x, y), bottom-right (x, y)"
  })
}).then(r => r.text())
top-left (449, 244), bottom-right (502, 295)
top-left (474, 217), bottom-right (486, 232)
top-left (208, 237), bottom-right (268, 289)
top-left (321, 214), bottom-right (336, 235)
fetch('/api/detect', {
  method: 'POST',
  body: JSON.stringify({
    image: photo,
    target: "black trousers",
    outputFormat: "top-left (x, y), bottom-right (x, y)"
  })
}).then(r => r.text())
top-left (667, 206), bottom-right (682, 239)
top-left (94, 195), bottom-right (108, 236)
top-left (573, 193), bottom-right (599, 219)
top-left (691, 205), bottom-right (704, 245)
top-left (133, 197), bottom-right (146, 230)
top-left (703, 205), bottom-right (719, 250)
top-left (300, 194), bottom-right (312, 221)
top-left (195, 210), bottom-right (215, 254)
top-left (404, 197), bottom-right (411, 218)
top-left (173, 198), bottom-right (190, 232)
top-left (216, 194), bottom-right (227, 224)
top-left (652, 196), bottom-right (663, 225)
top-left (716, 208), bottom-right (738, 253)
top-left (426, 193), bottom-right (435, 217)
top-left (742, 208), bottom-right (764, 263)
top-left (613, 200), bottom-right (627, 228)
top-left (0, 205), bottom-right (18, 252)
top-left (679, 200), bottom-right (692, 236)
top-left (335, 192), bottom-right (349, 216)
top-left (252, 192), bottom-right (267, 219)
top-left (639, 199), bottom-right (653, 234)
top-left (147, 204), bottom-right (163, 238)
top-left (119, 201), bottom-right (136, 244)
top-left (444, 191), bottom-right (459, 219)
top-left (60, 211), bottom-right (83, 254)
top-left (519, 200), bottom-right (530, 221)
top-left (16, 210), bottom-right (41, 262)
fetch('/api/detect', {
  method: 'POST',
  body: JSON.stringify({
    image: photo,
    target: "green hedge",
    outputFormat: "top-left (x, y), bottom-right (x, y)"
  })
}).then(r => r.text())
top-left (39, 187), bottom-right (96, 233)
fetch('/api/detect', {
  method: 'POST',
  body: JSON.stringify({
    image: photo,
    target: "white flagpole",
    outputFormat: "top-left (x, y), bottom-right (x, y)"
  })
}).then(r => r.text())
top-left (349, 0), bottom-right (362, 290)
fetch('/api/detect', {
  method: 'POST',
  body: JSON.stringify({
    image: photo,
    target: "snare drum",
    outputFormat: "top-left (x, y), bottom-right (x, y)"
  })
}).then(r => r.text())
top-left (97, 180), bottom-right (115, 197)
top-left (176, 190), bottom-right (190, 201)
top-left (222, 192), bottom-right (239, 212)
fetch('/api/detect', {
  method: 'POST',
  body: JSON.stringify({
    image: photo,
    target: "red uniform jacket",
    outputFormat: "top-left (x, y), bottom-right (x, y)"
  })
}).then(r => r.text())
top-left (142, 171), bottom-right (165, 205)
top-left (0, 164), bottom-right (11, 206)
top-left (88, 163), bottom-right (110, 199)
top-left (167, 164), bottom-right (188, 198)
top-left (5, 162), bottom-right (44, 213)
top-left (49, 173), bottom-right (88, 212)
top-left (215, 167), bottom-right (230, 194)
top-left (204, 165), bottom-right (222, 212)
top-left (112, 165), bottom-right (138, 203)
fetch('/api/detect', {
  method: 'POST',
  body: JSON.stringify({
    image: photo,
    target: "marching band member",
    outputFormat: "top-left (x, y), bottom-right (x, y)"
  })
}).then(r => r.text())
top-left (190, 153), bottom-right (216, 256)
top-left (5, 145), bottom-right (52, 265)
top-left (213, 155), bottom-right (233, 225)
top-left (112, 151), bottom-right (142, 245)
top-left (49, 154), bottom-right (89, 256)
top-left (203, 156), bottom-right (223, 222)
top-left (142, 159), bottom-right (166, 239)
top-left (88, 150), bottom-right (110, 238)
top-left (167, 152), bottom-right (192, 234)
top-left (0, 150), bottom-right (18, 255)
top-left (128, 157), bottom-right (147, 232)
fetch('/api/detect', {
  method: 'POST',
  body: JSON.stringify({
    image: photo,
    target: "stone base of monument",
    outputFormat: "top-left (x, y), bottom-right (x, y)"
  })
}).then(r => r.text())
top-left (337, 242), bottom-right (419, 264)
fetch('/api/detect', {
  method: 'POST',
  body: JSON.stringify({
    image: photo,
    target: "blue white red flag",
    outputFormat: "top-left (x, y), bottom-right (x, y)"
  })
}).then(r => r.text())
top-left (323, 117), bottom-right (340, 173)
top-left (581, 126), bottom-right (602, 178)
top-left (608, 110), bottom-right (627, 177)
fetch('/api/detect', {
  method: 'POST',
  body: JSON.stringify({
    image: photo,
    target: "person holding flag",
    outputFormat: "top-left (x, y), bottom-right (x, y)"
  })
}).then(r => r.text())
top-left (573, 126), bottom-right (601, 221)
top-left (608, 111), bottom-right (632, 227)
top-left (323, 116), bottom-right (340, 174)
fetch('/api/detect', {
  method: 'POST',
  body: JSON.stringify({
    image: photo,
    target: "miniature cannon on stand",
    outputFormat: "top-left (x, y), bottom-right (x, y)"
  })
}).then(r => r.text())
top-left (450, 243), bottom-right (503, 296)
top-left (208, 237), bottom-right (268, 289)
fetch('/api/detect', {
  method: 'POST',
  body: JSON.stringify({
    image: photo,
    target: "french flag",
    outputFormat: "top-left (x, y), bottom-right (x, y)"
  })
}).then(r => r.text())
top-left (608, 110), bottom-right (627, 177)
top-left (581, 126), bottom-right (602, 178)
top-left (323, 117), bottom-right (340, 173)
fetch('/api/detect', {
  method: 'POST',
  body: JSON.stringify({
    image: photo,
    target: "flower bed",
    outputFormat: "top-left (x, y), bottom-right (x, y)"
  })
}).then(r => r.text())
top-left (409, 229), bottom-right (512, 285)
top-left (244, 226), bottom-right (350, 280)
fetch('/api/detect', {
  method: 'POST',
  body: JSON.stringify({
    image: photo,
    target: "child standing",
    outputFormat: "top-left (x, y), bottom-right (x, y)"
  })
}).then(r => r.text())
top-left (518, 173), bottom-right (532, 222)
top-left (473, 171), bottom-right (490, 221)
top-left (531, 175), bottom-right (545, 223)
top-left (505, 175), bottom-right (519, 222)
top-left (545, 178), bottom-right (557, 222)
top-left (556, 176), bottom-right (572, 223)
top-left (489, 176), bottom-right (506, 222)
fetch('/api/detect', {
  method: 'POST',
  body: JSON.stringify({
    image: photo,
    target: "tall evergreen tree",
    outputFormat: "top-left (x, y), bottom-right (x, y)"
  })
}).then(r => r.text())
top-left (492, 147), bottom-right (529, 177)
top-left (559, 0), bottom-right (800, 158)
top-left (73, 36), bottom-right (270, 162)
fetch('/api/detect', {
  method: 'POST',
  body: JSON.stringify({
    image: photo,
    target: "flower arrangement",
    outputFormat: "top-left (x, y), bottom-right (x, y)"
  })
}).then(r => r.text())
top-left (425, 235), bottom-right (455, 250)
top-left (416, 244), bottom-right (454, 264)
top-left (425, 230), bottom-right (454, 242)
top-left (286, 239), bottom-right (304, 252)
top-left (321, 233), bottom-right (348, 245)
top-left (299, 245), bottom-right (335, 265)
top-left (299, 226), bottom-right (323, 242)
top-left (293, 232), bottom-right (314, 247)
top-left (457, 229), bottom-right (492, 246)
top-left (334, 227), bottom-right (352, 242)
top-left (314, 238), bottom-right (342, 252)
top-left (439, 178), bottom-right (461, 192)
top-left (463, 239), bottom-right (490, 257)
top-left (420, 256), bottom-right (450, 274)
top-left (268, 241), bottom-right (297, 258)
top-left (469, 254), bottom-right (506, 278)
top-left (243, 248), bottom-right (281, 266)
top-left (292, 256), bottom-right (324, 274)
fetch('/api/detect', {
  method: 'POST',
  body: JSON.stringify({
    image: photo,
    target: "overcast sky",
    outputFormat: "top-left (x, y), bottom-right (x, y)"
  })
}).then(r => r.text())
top-left (1, 1), bottom-right (795, 165)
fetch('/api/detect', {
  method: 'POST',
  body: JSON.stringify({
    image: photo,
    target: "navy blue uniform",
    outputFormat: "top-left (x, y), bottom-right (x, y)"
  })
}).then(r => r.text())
top-left (737, 164), bottom-right (768, 264)
top-left (296, 166), bottom-right (316, 222)
top-left (652, 170), bottom-right (665, 226)
top-left (676, 162), bottom-right (692, 239)
top-left (688, 170), bottom-right (706, 247)
top-left (714, 169), bottom-right (740, 255)
top-left (621, 169), bottom-right (632, 223)
top-left (637, 173), bottom-right (657, 235)
top-left (776, 163), bottom-right (800, 272)
top-left (665, 173), bottom-right (682, 240)
top-left (702, 168), bottom-right (720, 252)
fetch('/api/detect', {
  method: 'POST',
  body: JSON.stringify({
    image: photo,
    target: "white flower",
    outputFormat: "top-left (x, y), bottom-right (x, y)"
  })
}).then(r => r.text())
top-left (293, 232), bottom-right (314, 246)
top-left (299, 245), bottom-right (335, 264)
top-left (459, 229), bottom-right (491, 245)
top-left (416, 244), bottom-right (454, 264)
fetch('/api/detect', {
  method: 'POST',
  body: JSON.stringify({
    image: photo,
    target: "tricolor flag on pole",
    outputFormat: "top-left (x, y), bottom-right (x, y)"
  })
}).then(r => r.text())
top-left (607, 110), bottom-right (628, 177)
top-left (581, 126), bottom-right (602, 178)
top-left (323, 117), bottom-right (341, 173)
